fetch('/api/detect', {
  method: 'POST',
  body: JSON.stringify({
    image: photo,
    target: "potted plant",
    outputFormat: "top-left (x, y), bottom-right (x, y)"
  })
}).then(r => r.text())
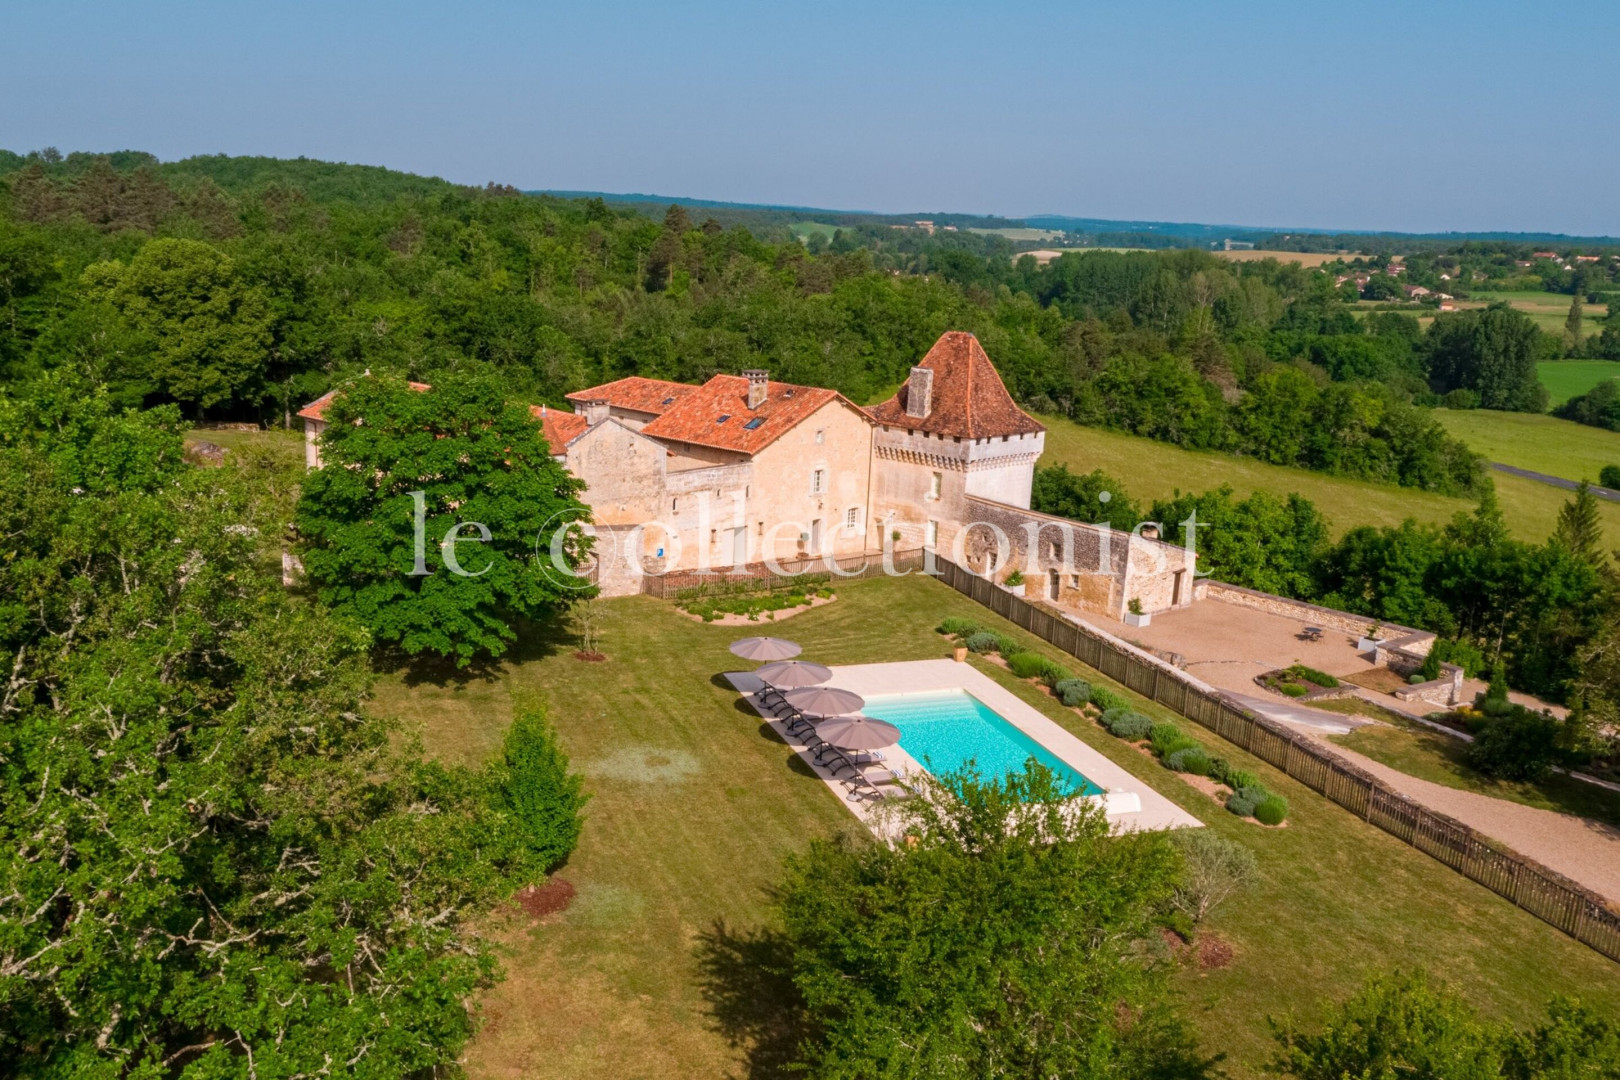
top-left (1357, 623), bottom-right (1383, 654)
top-left (1002, 568), bottom-right (1026, 597)
top-left (1123, 597), bottom-right (1151, 628)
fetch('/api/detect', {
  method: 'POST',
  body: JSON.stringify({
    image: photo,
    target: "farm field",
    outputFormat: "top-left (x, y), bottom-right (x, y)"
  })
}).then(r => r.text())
top-left (371, 576), bottom-right (1620, 1080)
top-left (1471, 289), bottom-right (1596, 335)
top-left (1540, 359), bottom-right (1620, 406)
top-left (966, 225), bottom-right (1063, 242)
top-left (1036, 413), bottom-right (1620, 546)
top-left (1212, 249), bottom-right (1357, 267)
top-left (1433, 408), bottom-right (1620, 483)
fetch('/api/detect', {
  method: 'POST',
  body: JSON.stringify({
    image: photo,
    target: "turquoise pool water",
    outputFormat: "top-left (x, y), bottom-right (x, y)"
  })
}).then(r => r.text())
top-left (860, 690), bottom-right (1103, 797)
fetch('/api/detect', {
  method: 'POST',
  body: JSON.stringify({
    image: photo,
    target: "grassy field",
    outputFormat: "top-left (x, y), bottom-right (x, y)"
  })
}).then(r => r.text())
top-left (788, 221), bottom-right (845, 242)
top-left (1212, 250), bottom-right (1355, 268)
top-left (1473, 289), bottom-right (1592, 335)
top-left (371, 576), bottom-right (1620, 1079)
top-left (1432, 408), bottom-right (1620, 483)
top-left (1540, 359), bottom-right (1620, 406)
top-left (967, 226), bottom-right (1064, 242)
top-left (1330, 715), bottom-right (1620, 830)
top-left (1037, 413), bottom-right (1620, 546)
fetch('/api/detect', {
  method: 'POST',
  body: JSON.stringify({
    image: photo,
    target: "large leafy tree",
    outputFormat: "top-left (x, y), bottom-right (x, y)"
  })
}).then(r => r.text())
top-left (295, 374), bottom-right (594, 666)
top-left (777, 764), bottom-right (1209, 1080)
top-left (82, 237), bottom-right (273, 413)
top-left (0, 374), bottom-right (549, 1077)
top-left (1425, 305), bottom-right (1547, 413)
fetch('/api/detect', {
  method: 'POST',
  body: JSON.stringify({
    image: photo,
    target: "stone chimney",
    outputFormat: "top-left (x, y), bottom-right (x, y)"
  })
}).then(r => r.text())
top-left (744, 369), bottom-right (769, 409)
top-left (905, 366), bottom-right (933, 419)
top-left (580, 399), bottom-right (610, 425)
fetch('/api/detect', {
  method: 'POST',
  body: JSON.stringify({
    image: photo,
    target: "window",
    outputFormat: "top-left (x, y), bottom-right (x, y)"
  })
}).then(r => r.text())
top-left (743, 417), bottom-right (764, 430)
top-left (815, 428), bottom-right (825, 444)
top-left (845, 506), bottom-right (861, 532)
top-left (661, 396), bottom-right (675, 405)
top-left (810, 469), bottom-right (825, 495)
top-left (671, 497), bottom-right (678, 511)
top-left (716, 414), bottom-right (731, 424)
top-left (928, 471), bottom-right (942, 500)
top-left (926, 520), bottom-right (939, 548)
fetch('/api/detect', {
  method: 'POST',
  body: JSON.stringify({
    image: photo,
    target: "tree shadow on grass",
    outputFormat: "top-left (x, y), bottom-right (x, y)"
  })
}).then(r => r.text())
top-left (375, 612), bottom-right (577, 689)
top-left (694, 919), bottom-right (813, 1080)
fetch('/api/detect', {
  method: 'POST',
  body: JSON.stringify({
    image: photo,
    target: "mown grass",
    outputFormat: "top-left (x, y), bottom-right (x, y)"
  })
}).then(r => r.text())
top-left (1037, 413), bottom-right (1620, 546)
top-left (1329, 717), bottom-right (1620, 830)
top-left (371, 575), bottom-right (1620, 1079)
top-left (1433, 407), bottom-right (1620, 482)
top-left (1539, 359), bottom-right (1620, 407)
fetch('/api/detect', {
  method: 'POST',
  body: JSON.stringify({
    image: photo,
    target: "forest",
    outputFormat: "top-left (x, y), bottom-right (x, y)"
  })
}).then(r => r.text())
top-left (0, 147), bottom-right (1567, 501)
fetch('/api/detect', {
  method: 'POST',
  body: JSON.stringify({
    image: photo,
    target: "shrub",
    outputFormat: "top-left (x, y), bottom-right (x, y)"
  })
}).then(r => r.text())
top-left (497, 709), bottom-right (589, 871)
top-left (1006, 652), bottom-right (1052, 680)
top-left (1287, 664), bottom-right (1339, 689)
top-left (1225, 788), bottom-right (1261, 818)
top-left (1224, 769), bottom-right (1261, 794)
top-left (1601, 464), bottom-right (1620, 490)
top-left (1280, 683), bottom-right (1310, 698)
top-left (1421, 637), bottom-right (1487, 680)
top-left (965, 631), bottom-right (999, 654)
top-left (993, 633), bottom-right (1021, 656)
top-left (1165, 747), bottom-right (1212, 776)
top-left (1408, 673), bottom-right (1426, 685)
top-left (1040, 662), bottom-right (1075, 688)
top-left (1106, 711), bottom-right (1154, 740)
top-left (1254, 794), bottom-right (1289, 825)
top-left (1089, 685), bottom-right (1130, 712)
top-left (1004, 568), bottom-right (1025, 587)
top-left (938, 616), bottom-right (982, 638)
top-left (1466, 707), bottom-right (1563, 781)
top-left (1150, 722), bottom-right (1198, 759)
top-left (1206, 757), bottom-right (1232, 785)
top-left (1054, 678), bottom-right (1092, 708)
top-left (1170, 830), bottom-right (1259, 923)
top-left (1128, 597), bottom-right (1144, 616)
top-left (1442, 387), bottom-right (1481, 409)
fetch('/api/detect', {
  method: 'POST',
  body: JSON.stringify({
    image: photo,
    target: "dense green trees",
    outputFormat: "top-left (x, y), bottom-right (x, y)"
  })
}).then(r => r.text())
top-left (778, 763), bottom-right (1209, 1079)
top-left (1426, 305), bottom-right (1548, 412)
top-left (0, 374), bottom-right (569, 1076)
top-left (1273, 970), bottom-right (1620, 1079)
top-left (294, 374), bottom-right (593, 666)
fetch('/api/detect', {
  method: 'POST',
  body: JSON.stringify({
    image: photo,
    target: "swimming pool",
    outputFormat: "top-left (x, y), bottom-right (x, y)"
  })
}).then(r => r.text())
top-left (861, 690), bottom-right (1103, 797)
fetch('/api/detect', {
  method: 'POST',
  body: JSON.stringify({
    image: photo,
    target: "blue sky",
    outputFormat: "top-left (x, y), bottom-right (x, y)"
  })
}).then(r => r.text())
top-left (3, 1), bottom-right (1615, 234)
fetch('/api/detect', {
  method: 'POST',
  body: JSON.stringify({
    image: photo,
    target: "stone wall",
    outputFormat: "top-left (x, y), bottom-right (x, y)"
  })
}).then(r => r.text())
top-left (1199, 581), bottom-right (1425, 644)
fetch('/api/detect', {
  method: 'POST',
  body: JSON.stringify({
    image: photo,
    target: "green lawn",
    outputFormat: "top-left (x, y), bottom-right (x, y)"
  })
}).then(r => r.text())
top-left (1330, 715), bottom-right (1620, 830)
top-left (371, 575), bottom-right (1620, 1079)
top-left (1473, 289), bottom-right (1592, 335)
top-left (1433, 407), bottom-right (1620, 483)
top-left (1539, 359), bottom-right (1620, 407)
top-left (1037, 413), bottom-right (1620, 547)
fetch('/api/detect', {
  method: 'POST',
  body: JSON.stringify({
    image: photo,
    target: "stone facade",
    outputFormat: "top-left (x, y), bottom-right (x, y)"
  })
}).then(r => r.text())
top-left (297, 332), bottom-right (1199, 621)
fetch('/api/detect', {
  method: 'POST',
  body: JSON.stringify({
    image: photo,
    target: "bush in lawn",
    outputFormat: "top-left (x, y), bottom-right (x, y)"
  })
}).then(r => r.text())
top-left (1054, 678), bottom-right (1092, 707)
top-left (1089, 685), bottom-right (1130, 713)
top-left (1226, 786), bottom-right (1266, 818)
top-left (1165, 747), bottom-right (1211, 776)
top-left (993, 633), bottom-right (1022, 656)
top-left (1602, 464), bottom-right (1620, 490)
top-left (1280, 683), bottom-right (1310, 698)
top-left (1224, 769), bottom-right (1261, 793)
top-left (1006, 652), bottom-right (1051, 680)
top-left (1105, 711), bottom-right (1154, 740)
top-left (1466, 707), bottom-right (1563, 781)
top-left (1150, 722), bottom-right (1197, 759)
top-left (1207, 757), bottom-right (1232, 785)
top-left (1408, 673), bottom-right (1427, 685)
top-left (965, 631), bottom-right (999, 654)
top-left (1040, 661), bottom-right (1075, 688)
top-left (938, 616), bottom-right (981, 638)
top-left (1170, 829), bottom-right (1259, 923)
top-left (497, 708), bottom-right (589, 870)
top-left (1254, 794), bottom-right (1289, 825)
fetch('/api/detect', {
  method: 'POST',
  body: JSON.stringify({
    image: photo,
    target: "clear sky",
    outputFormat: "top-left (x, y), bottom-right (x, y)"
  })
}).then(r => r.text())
top-left (3, 1), bottom-right (1615, 235)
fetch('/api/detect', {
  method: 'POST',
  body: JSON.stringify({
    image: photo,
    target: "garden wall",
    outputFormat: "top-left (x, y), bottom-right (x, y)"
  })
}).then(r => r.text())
top-left (935, 557), bottom-right (1620, 965)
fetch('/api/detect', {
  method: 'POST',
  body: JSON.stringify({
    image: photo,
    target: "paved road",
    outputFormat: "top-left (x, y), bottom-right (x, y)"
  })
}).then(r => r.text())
top-left (1225, 691), bottom-right (1375, 736)
top-left (1491, 462), bottom-right (1620, 502)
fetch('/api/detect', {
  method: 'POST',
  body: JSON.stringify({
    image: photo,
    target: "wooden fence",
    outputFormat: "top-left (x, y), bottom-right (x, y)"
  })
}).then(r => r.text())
top-left (640, 548), bottom-right (927, 599)
top-left (932, 556), bottom-right (1620, 964)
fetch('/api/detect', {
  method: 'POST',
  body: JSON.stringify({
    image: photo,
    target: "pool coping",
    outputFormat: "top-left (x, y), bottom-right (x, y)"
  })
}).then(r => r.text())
top-left (725, 658), bottom-right (1202, 834)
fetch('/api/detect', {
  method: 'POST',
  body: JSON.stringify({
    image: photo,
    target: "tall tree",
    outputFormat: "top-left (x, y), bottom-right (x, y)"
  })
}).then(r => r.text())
top-left (1425, 305), bottom-right (1547, 413)
top-left (1553, 481), bottom-right (1605, 565)
top-left (295, 374), bottom-right (595, 667)
top-left (82, 237), bottom-right (272, 413)
top-left (1566, 292), bottom-right (1585, 352)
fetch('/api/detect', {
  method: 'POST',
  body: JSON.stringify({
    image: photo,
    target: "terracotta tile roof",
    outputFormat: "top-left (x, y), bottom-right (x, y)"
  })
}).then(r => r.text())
top-left (296, 380), bottom-right (431, 422)
top-left (865, 331), bottom-right (1044, 440)
top-left (564, 376), bottom-right (698, 415)
top-left (638, 375), bottom-right (860, 456)
top-left (529, 404), bottom-right (590, 451)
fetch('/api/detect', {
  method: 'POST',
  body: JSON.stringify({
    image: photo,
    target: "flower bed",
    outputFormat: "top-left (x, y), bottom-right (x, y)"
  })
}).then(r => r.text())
top-left (675, 576), bottom-right (835, 623)
top-left (1258, 663), bottom-right (1343, 699)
